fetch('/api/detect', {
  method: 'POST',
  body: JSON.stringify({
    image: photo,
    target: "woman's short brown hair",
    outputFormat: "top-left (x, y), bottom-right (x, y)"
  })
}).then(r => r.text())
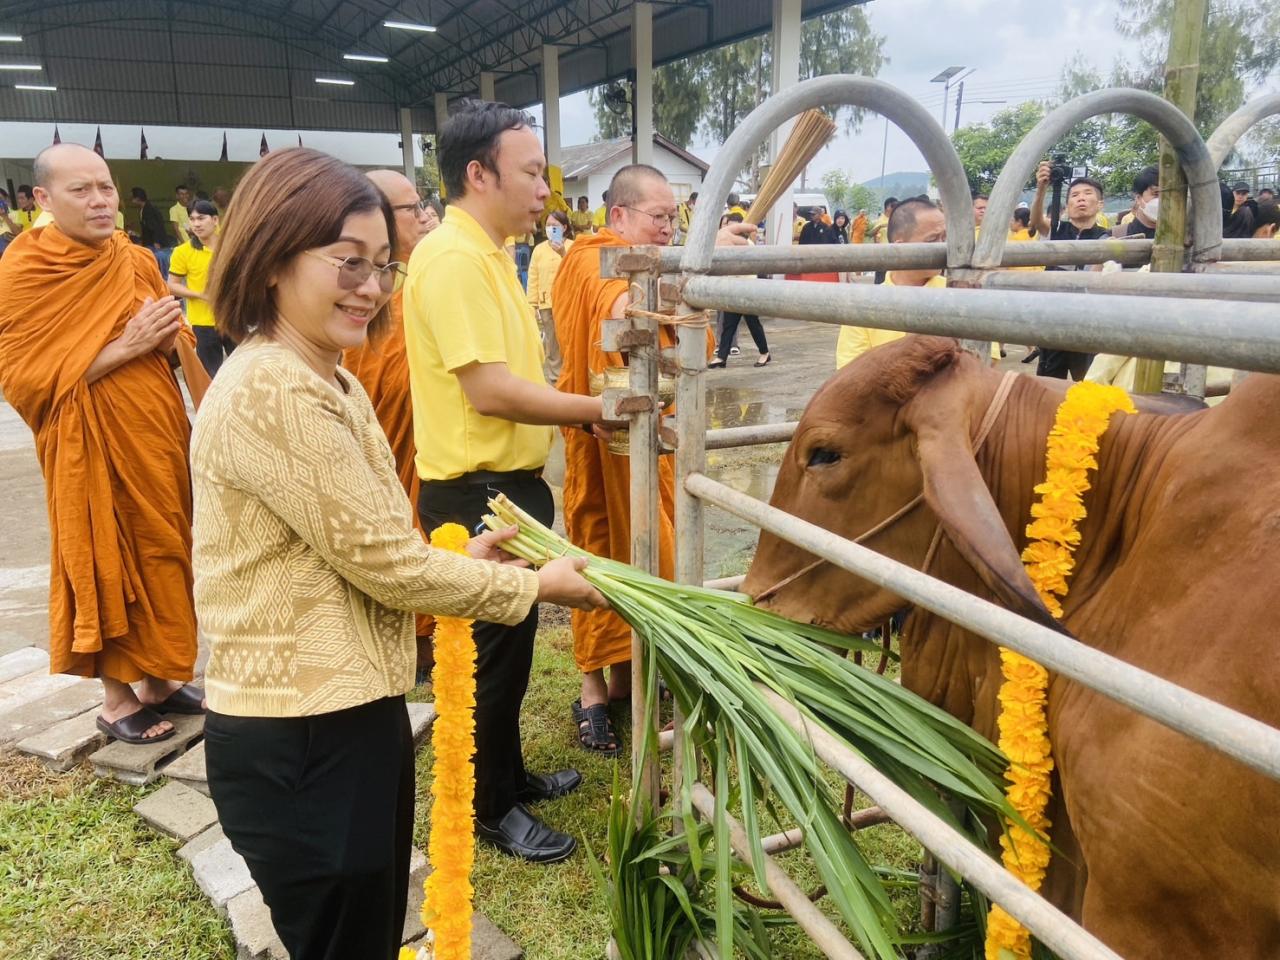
top-left (210, 148), bottom-right (396, 342)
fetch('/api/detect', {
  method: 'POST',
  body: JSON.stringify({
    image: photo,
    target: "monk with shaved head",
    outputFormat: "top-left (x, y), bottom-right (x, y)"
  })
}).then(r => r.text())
top-left (551, 166), bottom-right (754, 754)
top-left (0, 143), bottom-right (210, 744)
top-left (343, 169), bottom-right (439, 679)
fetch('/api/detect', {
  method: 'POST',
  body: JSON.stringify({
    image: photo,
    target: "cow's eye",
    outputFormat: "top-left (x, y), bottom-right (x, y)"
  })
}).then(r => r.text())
top-left (807, 447), bottom-right (841, 467)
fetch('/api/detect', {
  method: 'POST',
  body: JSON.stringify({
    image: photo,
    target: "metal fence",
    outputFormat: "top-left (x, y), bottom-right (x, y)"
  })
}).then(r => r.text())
top-left (599, 76), bottom-right (1280, 959)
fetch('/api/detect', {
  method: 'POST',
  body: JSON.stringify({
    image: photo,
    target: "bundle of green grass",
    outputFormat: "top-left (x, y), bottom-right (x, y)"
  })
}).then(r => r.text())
top-left (484, 495), bottom-right (1017, 960)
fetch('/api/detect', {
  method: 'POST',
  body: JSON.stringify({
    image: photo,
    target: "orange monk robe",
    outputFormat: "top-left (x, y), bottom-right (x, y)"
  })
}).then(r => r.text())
top-left (551, 229), bottom-right (712, 674)
top-left (342, 292), bottom-right (434, 643)
top-left (0, 225), bottom-right (207, 682)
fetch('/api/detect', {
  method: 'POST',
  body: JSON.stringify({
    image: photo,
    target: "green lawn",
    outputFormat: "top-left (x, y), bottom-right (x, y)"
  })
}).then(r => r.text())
top-left (1, 624), bottom-right (928, 960)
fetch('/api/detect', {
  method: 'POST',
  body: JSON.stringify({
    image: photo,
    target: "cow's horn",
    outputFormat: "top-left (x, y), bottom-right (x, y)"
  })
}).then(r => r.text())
top-left (913, 407), bottom-right (1069, 636)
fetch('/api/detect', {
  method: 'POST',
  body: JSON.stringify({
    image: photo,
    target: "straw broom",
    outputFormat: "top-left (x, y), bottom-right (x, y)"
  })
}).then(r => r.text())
top-left (744, 109), bottom-right (837, 226)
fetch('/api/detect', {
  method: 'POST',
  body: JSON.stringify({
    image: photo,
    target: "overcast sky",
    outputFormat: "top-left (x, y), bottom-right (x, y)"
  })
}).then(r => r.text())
top-left (1, 0), bottom-right (1271, 184)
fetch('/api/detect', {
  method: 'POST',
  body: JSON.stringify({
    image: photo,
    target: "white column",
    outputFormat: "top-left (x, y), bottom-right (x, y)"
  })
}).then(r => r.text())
top-left (433, 92), bottom-right (449, 132)
top-left (631, 1), bottom-right (654, 165)
top-left (767, 0), bottom-right (801, 247)
top-left (480, 71), bottom-right (496, 101)
top-left (542, 44), bottom-right (562, 168)
top-left (398, 107), bottom-right (415, 183)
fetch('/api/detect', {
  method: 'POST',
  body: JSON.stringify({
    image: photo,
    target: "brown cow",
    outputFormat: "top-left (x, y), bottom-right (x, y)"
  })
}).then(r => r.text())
top-left (744, 335), bottom-right (1280, 957)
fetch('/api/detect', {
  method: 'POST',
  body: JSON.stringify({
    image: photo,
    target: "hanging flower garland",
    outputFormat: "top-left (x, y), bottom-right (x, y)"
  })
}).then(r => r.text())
top-left (985, 382), bottom-right (1135, 960)
top-left (417, 522), bottom-right (478, 960)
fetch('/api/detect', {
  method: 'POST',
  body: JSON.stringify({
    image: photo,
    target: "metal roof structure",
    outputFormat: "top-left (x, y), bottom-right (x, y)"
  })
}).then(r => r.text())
top-left (559, 132), bottom-right (708, 179)
top-left (0, 1), bottom-right (860, 134)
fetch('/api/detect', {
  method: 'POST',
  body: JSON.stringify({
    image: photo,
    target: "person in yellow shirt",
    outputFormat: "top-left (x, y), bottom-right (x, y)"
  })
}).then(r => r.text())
top-left (167, 200), bottom-right (230, 376)
top-left (592, 190), bottom-right (608, 230)
top-left (725, 191), bottom-right (748, 221)
top-left (13, 184), bottom-right (41, 231)
top-left (404, 100), bottom-right (613, 864)
top-left (526, 209), bottom-right (573, 380)
top-left (569, 195), bottom-right (593, 235)
top-left (169, 184), bottom-right (193, 244)
top-left (837, 197), bottom-right (999, 368)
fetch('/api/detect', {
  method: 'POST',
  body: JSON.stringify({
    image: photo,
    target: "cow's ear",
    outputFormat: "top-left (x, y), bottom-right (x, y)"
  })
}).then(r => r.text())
top-left (877, 336), bottom-right (964, 405)
top-left (909, 395), bottom-right (1069, 635)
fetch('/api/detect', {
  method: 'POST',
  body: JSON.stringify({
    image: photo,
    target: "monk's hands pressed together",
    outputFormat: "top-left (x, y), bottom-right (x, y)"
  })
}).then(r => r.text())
top-left (466, 524), bottom-right (530, 567)
top-left (120, 296), bottom-right (185, 359)
top-left (537, 556), bottom-right (609, 611)
top-left (715, 221), bottom-right (758, 246)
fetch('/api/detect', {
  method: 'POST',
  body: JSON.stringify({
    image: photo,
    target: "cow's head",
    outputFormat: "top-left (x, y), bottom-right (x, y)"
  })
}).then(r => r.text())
top-left (744, 336), bottom-right (1061, 635)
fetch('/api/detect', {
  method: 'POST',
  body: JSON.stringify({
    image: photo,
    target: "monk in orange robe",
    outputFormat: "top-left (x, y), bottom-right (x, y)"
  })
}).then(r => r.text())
top-left (0, 144), bottom-right (211, 744)
top-left (552, 165), bottom-right (753, 754)
top-left (342, 170), bottom-right (439, 678)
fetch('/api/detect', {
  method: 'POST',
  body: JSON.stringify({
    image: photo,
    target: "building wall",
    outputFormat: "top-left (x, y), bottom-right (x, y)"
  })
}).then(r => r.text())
top-left (563, 147), bottom-right (705, 215)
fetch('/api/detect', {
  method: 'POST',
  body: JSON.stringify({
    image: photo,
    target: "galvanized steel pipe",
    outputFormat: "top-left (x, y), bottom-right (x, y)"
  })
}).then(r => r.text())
top-left (682, 275), bottom-right (1280, 373)
top-left (980, 269), bottom-right (1280, 302)
top-left (684, 472), bottom-right (1280, 783)
top-left (760, 691), bottom-right (1124, 960)
top-left (681, 75), bottom-right (975, 274)
top-left (974, 89), bottom-right (1221, 269)
top-left (1207, 93), bottom-right (1280, 168)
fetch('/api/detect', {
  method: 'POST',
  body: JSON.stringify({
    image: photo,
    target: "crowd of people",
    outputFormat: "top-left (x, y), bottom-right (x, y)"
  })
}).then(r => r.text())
top-left (0, 98), bottom-right (1277, 957)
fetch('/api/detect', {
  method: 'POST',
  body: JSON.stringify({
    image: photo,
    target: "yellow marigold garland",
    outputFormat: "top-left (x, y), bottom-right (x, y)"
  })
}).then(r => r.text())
top-left (984, 382), bottom-right (1135, 960)
top-left (421, 522), bottom-right (477, 960)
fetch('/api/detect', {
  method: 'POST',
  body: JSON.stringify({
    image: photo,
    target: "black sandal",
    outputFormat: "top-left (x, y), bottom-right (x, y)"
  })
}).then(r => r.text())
top-left (572, 699), bottom-right (622, 757)
top-left (96, 707), bottom-right (175, 745)
top-left (708, 359), bottom-right (726, 369)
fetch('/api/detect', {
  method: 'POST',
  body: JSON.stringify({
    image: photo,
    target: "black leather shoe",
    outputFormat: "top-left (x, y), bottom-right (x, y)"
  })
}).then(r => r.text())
top-left (515, 769), bottom-right (583, 805)
top-left (476, 804), bottom-right (576, 863)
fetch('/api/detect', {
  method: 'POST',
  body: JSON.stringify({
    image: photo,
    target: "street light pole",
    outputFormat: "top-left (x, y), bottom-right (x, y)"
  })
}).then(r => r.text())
top-left (930, 65), bottom-right (968, 130)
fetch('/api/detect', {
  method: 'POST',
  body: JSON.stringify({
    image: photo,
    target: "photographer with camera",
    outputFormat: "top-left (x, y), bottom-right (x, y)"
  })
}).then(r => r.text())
top-left (1024, 158), bottom-right (1109, 380)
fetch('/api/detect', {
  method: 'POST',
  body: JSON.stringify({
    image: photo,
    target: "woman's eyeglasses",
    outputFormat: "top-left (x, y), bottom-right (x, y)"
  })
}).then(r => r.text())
top-left (305, 251), bottom-right (406, 294)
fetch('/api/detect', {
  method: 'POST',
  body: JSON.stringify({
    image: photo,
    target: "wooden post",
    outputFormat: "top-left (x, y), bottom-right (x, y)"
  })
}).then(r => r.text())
top-left (1134, 0), bottom-right (1208, 394)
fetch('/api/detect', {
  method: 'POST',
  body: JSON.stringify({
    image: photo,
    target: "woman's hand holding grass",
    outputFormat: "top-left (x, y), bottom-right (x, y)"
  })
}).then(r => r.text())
top-left (537, 557), bottom-right (608, 610)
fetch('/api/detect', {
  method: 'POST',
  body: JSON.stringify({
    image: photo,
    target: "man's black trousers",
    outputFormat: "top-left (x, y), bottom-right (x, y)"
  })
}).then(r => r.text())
top-left (418, 472), bottom-right (554, 823)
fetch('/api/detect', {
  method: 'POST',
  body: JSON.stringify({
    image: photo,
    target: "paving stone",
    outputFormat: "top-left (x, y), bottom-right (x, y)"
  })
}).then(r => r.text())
top-left (405, 912), bottom-right (523, 960)
top-left (0, 631), bottom-right (38, 658)
top-left (0, 678), bottom-right (102, 746)
top-left (178, 824), bottom-right (225, 864)
top-left (227, 885), bottom-right (287, 960)
top-left (164, 739), bottom-right (208, 795)
top-left (408, 701), bottom-right (437, 745)
top-left (0, 669), bottom-right (80, 715)
top-left (401, 846), bottom-right (430, 944)
top-left (89, 712), bottom-right (204, 785)
top-left (133, 780), bottom-right (219, 842)
top-left (15, 709), bottom-right (107, 771)
top-left (191, 833), bottom-right (255, 911)
top-left (0, 645), bottom-right (47, 683)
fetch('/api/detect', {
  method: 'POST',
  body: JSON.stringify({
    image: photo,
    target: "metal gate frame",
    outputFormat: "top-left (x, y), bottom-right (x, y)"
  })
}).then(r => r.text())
top-left (598, 76), bottom-right (1280, 959)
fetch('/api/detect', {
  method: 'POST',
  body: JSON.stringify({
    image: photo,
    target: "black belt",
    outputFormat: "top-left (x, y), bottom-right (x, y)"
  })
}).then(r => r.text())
top-left (422, 468), bottom-right (544, 488)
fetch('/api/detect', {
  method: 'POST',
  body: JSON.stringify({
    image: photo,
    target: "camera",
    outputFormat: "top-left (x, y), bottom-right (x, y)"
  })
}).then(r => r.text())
top-left (1049, 155), bottom-right (1071, 186)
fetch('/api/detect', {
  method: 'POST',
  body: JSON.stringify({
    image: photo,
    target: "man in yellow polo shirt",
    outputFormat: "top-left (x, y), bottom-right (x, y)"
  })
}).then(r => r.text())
top-left (837, 197), bottom-right (999, 368)
top-left (404, 100), bottom-right (612, 865)
top-left (169, 184), bottom-right (192, 245)
top-left (592, 190), bottom-right (608, 230)
top-left (13, 184), bottom-right (41, 231)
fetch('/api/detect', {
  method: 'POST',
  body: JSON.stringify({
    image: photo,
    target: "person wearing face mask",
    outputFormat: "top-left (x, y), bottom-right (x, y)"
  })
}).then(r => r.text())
top-left (168, 199), bottom-right (233, 376)
top-left (191, 148), bottom-right (605, 959)
top-left (0, 144), bottom-right (211, 747)
top-left (1115, 165), bottom-right (1159, 240)
top-left (551, 166), bottom-right (754, 759)
top-left (526, 208), bottom-right (573, 381)
top-left (404, 100), bottom-right (619, 864)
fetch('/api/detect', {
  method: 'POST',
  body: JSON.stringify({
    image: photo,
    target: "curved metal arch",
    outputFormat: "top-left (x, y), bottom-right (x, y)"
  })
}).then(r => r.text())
top-left (680, 74), bottom-right (975, 275)
top-left (1207, 93), bottom-right (1280, 169)
top-left (975, 88), bottom-right (1221, 268)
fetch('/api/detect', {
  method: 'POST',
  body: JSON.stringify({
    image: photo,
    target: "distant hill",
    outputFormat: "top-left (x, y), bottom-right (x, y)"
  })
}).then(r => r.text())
top-left (861, 171), bottom-right (931, 196)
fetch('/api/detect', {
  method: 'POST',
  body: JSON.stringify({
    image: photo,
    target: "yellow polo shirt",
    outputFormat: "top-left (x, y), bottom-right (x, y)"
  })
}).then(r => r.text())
top-left (593, 205), bottom-right (607, 228)
top-left (836, 275), bottom-right (1001, 368)
top-left (15, 206), bottom-right (41, 230)
top-left (404, 205), bottom-right (553, 482)
top-left (168, 242), bottom-right (215, 327)
top-left (568, 209), bottom-right (593, 234)
top-left (169, 202), bottom-right (191, 244)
